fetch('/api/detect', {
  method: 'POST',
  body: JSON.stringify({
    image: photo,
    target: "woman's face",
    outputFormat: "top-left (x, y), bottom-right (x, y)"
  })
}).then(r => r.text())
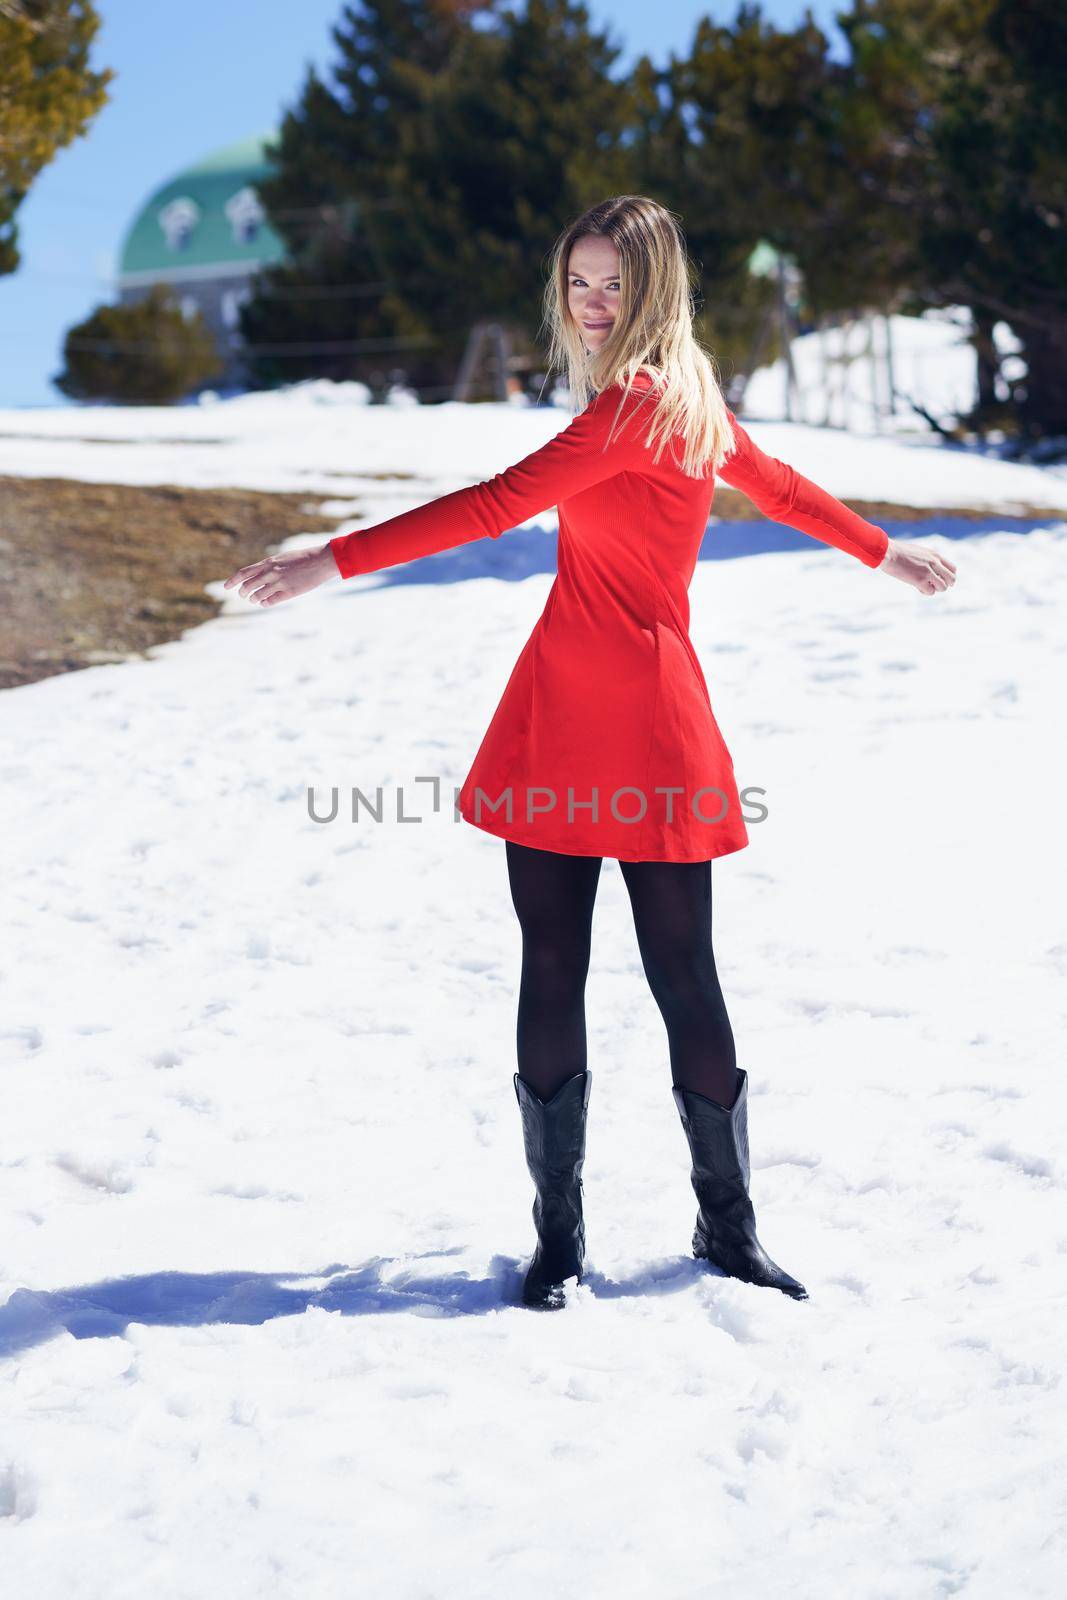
top-left (566, 235), bottom-right (621, 353)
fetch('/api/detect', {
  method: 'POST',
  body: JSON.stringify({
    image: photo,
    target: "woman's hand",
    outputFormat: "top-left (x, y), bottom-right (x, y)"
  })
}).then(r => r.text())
top-left (223, 544), bottom-right (338, 607)
top-left (879, 537), bottom-right (957, 595)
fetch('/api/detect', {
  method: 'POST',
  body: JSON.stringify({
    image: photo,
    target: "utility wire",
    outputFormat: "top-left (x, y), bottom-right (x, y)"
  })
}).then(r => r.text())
top-left (24, 190), bottom-right (409, 221)
top-left (14, 266), bottom-right (394, 300)
top-left (63, 334), bottom-right (439, 356)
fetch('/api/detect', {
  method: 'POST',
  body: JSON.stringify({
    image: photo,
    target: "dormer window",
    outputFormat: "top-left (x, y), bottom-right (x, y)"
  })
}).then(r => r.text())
top-left (221, 287), bottom-right (251, 329)
top-left (225, 185), bottom-right (265, 245)
top-left (158, 196), bottom-right (200, 251)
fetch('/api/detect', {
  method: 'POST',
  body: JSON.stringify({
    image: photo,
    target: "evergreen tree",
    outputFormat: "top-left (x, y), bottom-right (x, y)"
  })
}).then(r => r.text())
top-left (0, 0), bottom-right (112, 276)
top-left (676, 5), bottom-right (914, 316)
top-left (386, 0), bottom-right (634, 336)
top-left (632, 9), bottom-right (836, 386)
top-left (241, 0), bottom-right (633, 395)
top-left (54, 286), bottom-right (224, 403)
top-left (241, 0), bottom-right (497, 391)
top-left (836, 0), bottom-right (1067, 437)
top-left (653, 0), bottom-right (1067, 438)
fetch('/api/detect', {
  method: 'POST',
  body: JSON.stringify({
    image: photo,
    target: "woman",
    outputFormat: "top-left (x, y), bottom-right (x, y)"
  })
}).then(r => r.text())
top-left (225, 196), bottom-right (956, 1312)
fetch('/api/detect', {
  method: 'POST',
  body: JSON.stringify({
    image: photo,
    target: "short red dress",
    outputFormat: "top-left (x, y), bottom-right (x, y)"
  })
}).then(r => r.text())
top-left (329, 373), bottom-right (889, 862)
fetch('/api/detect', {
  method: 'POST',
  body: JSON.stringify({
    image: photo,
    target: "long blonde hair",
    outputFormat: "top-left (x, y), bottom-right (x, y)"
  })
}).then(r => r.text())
top-left (540, 195), bottom-right (736, 479)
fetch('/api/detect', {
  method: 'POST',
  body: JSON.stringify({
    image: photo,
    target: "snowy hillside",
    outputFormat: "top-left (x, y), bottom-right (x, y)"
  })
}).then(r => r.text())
top-left (1, 372), bottom-right (1065, 1596)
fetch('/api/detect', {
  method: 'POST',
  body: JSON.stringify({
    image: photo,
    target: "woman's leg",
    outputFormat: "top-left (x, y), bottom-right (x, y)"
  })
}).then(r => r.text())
top-left (505, 840), bottom-right (603, 1102)
top-left (619, 857), bottom-right (807, 1298)
top-left (618, 857), bottom-right (738, 1108)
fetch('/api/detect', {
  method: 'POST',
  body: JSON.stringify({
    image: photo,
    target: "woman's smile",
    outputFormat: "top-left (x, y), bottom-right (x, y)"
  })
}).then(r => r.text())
top-left (567, 233), bottom-right (622, 350)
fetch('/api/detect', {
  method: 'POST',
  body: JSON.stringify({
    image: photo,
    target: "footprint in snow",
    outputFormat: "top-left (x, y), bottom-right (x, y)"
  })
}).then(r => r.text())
top-left (53, 1152), bottom-right (134, 1194)
top-left (982, 1141), bottom-right (1057, 1182)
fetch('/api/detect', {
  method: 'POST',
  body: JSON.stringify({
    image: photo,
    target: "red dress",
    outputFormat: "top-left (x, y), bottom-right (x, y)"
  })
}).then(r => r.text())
top-left (329, 374), bottom-right (889, 862)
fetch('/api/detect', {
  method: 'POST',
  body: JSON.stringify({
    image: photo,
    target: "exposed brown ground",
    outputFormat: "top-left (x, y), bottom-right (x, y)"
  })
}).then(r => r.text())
top-left (0, 476), bottom-right (344, 691)
top-left (0, 473), bottom-right (1047, 692)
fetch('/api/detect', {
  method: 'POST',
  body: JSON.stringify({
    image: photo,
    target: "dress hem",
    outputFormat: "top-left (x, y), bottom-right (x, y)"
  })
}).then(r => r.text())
top-left (457, 804), bottom-right (750, 864)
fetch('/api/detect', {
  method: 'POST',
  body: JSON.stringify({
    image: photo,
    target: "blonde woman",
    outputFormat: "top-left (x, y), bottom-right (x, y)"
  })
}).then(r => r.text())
top-left (225, 196), bottom-right (956, 1312)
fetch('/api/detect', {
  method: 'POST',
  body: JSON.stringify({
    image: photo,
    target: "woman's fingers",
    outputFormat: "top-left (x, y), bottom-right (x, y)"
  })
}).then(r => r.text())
top-left (891, 541), bottom-right (958, 595)
top-left (241, 573), bottom-right (286, 604)
top-left (229, 567), bottom-right (275, 599)
top-left (224, 545), bottom-right (335, 605)
top-left (882, 538), bottom-right (956, 594)
top-left (241, 577), bottom-right (277, 602)
top-left (232, 562), bottom-right (291, 602)
top-left (223, 560), bottom-right (268, 590)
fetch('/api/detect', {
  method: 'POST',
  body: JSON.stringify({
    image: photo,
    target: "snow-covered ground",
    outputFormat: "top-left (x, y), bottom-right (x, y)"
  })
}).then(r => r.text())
top-left (2, 380), bottom-right (1066, 1596)
top-left (741, 305), bottom-right (1026, 437)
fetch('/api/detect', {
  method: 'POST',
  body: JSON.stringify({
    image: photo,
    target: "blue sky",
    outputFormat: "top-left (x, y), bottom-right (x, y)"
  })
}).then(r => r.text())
top-left (0, 0), bottom-right (847, 407)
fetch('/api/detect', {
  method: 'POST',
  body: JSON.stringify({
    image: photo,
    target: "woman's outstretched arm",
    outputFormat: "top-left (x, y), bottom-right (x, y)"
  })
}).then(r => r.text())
top-left (328, 382), bottom-right (651, 579)
top-left (717, 409), bottom-right (957, 594)
top-left (716, 409), bottom-right (891, 566)
top-left (224, 384), bottom-right (652, 606)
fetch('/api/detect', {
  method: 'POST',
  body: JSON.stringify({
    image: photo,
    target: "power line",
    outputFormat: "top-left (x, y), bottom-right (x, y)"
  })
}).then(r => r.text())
top-left (237, 282), bottom-right (391, 301)
top-left (6, 267), bottom-right (115, 288)
top-left (14, 269), bottom-right (471, 356)
top-left (24, 190), bottom-right (409, 221)
top-left (13, 266), bottom-right (398, 300)
top-left (63, 333), bottom-right (439, 357)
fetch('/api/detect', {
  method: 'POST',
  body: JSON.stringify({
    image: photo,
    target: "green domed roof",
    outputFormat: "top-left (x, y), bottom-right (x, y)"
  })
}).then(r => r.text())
top-left (118, 131), bottom-right (288, 282)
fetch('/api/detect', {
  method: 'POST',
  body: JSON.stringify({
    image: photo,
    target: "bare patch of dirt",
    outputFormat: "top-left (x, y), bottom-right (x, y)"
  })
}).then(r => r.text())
top-left (710, 489), bottom-right (1053, 524)
top-left (0, 475), bottom-right (346, 692)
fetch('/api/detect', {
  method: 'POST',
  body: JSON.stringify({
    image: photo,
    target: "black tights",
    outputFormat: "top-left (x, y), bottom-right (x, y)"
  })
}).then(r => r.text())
top-left (505, 840), bottom-right (738, 1110)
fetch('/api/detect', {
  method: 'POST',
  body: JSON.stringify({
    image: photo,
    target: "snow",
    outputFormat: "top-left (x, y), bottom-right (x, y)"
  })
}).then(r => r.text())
top-left (2, 367), bottom-right (1066, 1596)
top-left (741, 305), bottom-right (1026, 437)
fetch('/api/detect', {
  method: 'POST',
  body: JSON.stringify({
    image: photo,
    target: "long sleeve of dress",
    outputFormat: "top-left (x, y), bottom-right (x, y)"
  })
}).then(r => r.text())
top-left (716, 409), bottom-right (889, 568)
top-left (329, 384), bottom-right (651, 579)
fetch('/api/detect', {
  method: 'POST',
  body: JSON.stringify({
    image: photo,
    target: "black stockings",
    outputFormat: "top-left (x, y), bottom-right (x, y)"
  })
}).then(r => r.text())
top-left (505, 842), bottom-right (602, 1104)
top-left (504, 841), bottom-right (738, 1109)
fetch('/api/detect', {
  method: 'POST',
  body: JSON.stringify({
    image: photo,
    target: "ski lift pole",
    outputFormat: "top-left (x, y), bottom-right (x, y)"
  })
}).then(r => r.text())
top-left (777, 257), bottom-right (791, 421)
top-left (777, 255), bottom-right (802, 422)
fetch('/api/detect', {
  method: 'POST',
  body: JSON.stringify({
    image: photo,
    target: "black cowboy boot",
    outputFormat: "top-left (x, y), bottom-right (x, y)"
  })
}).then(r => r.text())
top-left (672, 1069), bottom-right (808, 1300)
top-left (513, 1069), bottom-right (592, 1310)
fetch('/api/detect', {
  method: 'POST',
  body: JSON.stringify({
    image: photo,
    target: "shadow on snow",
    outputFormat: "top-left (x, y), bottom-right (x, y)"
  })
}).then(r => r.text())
top-left (0, 1253), bottom-right (723, 1357)
top-left (348, 512), bottom-right (1055, 591)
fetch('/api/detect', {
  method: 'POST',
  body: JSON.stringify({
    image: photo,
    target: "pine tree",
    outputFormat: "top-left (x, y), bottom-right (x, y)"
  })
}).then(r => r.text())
top-left (637, 8), bottom-right (839, 382)
top-left (0, 0), bottom-right (113, 276)
top-left (241, 0), bottom-right (633, 395)
top-left (613, 4), bottom-right (924, 382)
top-left (385, 0), bottom-right (634, 328)
top-left (835, 0), bottom-right (1067, 438)
top-left (241, 0), bottom-right (496, 391)
top-left (650, 0), bottom-right (1067, 439)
